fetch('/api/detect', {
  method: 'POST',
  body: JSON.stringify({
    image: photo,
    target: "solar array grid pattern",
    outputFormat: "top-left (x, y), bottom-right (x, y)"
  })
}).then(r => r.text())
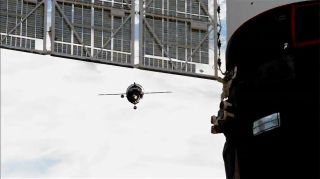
top-left (143, 0), bottom-right (210, 73)
top-left (0, 0), bottom-right (44, 51)
top-left (0, 0), bottom-right (215, 78)
top-left (53, 0), bottom-right (132, 64)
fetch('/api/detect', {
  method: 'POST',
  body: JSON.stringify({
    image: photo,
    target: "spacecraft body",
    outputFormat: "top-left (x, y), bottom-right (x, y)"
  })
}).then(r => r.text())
top-left (215, 1), bottom-right (319, 178)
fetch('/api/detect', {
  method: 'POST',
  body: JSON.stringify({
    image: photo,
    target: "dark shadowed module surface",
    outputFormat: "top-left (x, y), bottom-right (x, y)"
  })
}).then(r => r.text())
top-left (224, 1), bottom-right (319, 179)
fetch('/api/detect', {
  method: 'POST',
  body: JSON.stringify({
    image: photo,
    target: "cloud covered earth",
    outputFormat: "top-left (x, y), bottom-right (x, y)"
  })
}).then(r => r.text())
top-left (1, 49), bottom-right (225, 178)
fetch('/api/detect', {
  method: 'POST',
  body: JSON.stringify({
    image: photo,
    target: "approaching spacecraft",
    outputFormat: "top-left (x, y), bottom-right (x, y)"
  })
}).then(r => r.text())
top-left (98, 83), bottom-right (171, 109)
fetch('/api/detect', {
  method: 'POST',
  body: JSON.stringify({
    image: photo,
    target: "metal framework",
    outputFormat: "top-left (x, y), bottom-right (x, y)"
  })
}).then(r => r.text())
top-left (140, 0), bottom-right (217, 79)
top-left (0, 0), bottom-right (47, 53)
top-left (51, 0), bottom-right (133, 67)
top-left (0, 0), bottom-right (220, 80)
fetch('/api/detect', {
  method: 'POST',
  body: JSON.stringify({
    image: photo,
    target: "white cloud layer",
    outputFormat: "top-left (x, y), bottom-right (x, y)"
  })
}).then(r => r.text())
top-left (1, 49), bottom-right (225, 178)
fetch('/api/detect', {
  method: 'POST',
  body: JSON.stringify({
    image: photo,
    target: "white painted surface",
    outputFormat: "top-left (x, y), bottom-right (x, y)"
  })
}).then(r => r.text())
top-left (226, 0), bottom-right (307, 40)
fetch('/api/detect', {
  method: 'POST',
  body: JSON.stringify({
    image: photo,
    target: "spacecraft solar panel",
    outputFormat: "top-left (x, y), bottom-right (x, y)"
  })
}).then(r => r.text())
top-left (51, 0), bottom-right (133, 67)
top-left (141, 0), bottom-right (216, 79)
top-left (0, 0), bottom-right (46, 53)
top-left (1, 0), bottom-right (219, 80)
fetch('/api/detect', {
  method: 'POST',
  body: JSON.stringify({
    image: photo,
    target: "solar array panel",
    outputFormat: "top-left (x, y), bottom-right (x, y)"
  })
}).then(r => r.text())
top-left (1, 0), bottom-right (219, 80)
top-left (0, 0), bottom-right (46, 53)
top-left (140, 0), bottom-right (215, 78)
top-left (51, 0), bottom-right (133, 67)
